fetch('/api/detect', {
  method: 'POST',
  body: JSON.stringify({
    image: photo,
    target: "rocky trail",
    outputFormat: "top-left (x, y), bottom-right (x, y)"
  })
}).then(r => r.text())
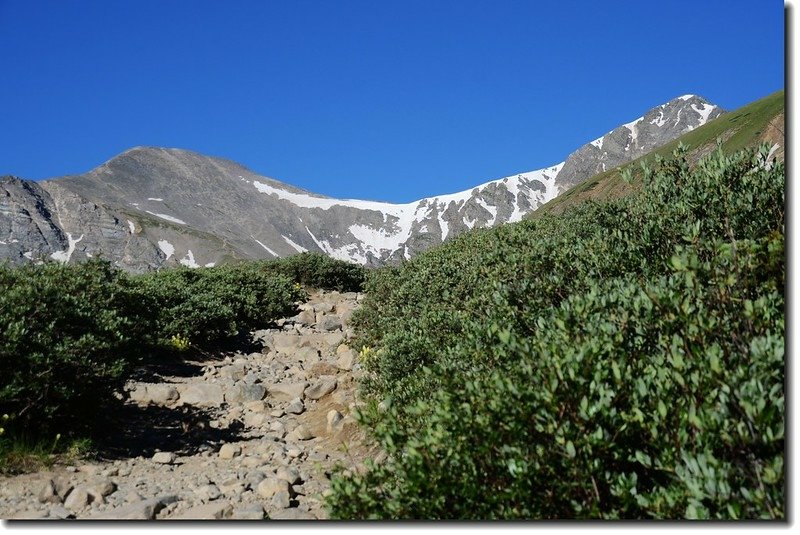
top-left (0, 289), bottom-right (378, 520)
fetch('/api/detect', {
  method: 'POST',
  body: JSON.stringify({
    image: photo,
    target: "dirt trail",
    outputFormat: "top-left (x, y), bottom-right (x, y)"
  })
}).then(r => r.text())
top-left (0, 289), bottom-right (378, 520)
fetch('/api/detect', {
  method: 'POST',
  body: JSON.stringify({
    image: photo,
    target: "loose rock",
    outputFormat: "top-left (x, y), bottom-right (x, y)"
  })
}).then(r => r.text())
top-left (152, 452), bottom-right (176, 465)
top-left (305, 377), bottom-right (337, 400)
top-left (219, 443), bottom-right (242, 459)
top-left (225, 383), bottom-right (266, 404)
top-left (270, 490), bottom-right (291, 509)
top-left (232, 503), bottom-right (265, 520)
top-left (180, 384), bottom-right (224, 407)
top-left (170, 501), bottom-right (233, 520)
top-left (326, 410), bottom-right (344, 434)
top-left (266, 381), bottom-right (308, 401)
top-left (256, 478), bottom-right (290, 499)
top-left (318, 315), bottom-right (342, 332)
top-left (87, 495), bottom-right (178, 520)
top-left (285, 397), bottom-right (305, 415)
top-left (195, 484), bottom-right (222, 502)
top-left (288, 424), bottom-right (314, 441)
top-left (276, 466), bottom-right (302, 486)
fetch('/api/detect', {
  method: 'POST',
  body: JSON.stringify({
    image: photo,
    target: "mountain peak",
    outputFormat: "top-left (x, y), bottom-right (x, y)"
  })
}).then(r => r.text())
top-left (2, 92), bottom-right (738, 270)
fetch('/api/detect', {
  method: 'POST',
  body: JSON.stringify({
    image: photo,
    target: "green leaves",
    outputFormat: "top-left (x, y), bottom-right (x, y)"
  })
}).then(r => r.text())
top-left (327, 145), bottom-right (785, 520)
top-left (0, 256), bottom-right (313, 444)
top-left (0, 261), bottom-right (145, 438)
top-left (131, 265), bottom-right (300, 345)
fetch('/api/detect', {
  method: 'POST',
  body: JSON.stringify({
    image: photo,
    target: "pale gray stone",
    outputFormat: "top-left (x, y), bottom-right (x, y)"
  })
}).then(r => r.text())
top-left (266, 381), bottom-right (308, 401)
top-left (275, 466), bottom-right (302, 485)
top-left (86, 495), bottom-right (178, 520)
top-left (64, 486), bottom-right (94, 512)
top-left (89, 478), bottom-right (117, 498)
top-left (285, 397), bottom-right (305, 415)
top-left (129, 384), bottom-right (180, 405)
top-left (305, 377), bottom-right (337, 400)
top-left (336, 349), bottom-right (356, 371)
top-left (288, 424), bottom-right (314, 441)
top-left (38, 479), bottom-right (61, 504)
top-left (270, 508), bottom-right (318, 520)
top-left (270, 490), bottom-right (291, 509)
top-left (226, 383), bottom-right (266, 404)
top-left (256, 478), bottom-right (290, 499)
top-left (244, 412), bottom-right (269, 428)
top-left (48, 504), bottom-right (72, 519)
top-left (314, 303), bottom-right (335, 313)
top-left (180, 383), bottom-right (224, 407)
top-left (169, 501), bottom-right (233, 520)
top-left (326, 409), bottom-right (344, 434)
top-left (195, 484), bottom-right (222, 502)
top-left (231, 503), bottom-right (265, 520)
top-left (219, 443), bottom-right (242, 459)
top-left (152, 451), bottom-right (176, 465)
top-left (318, 315), bottom-right (343, 332)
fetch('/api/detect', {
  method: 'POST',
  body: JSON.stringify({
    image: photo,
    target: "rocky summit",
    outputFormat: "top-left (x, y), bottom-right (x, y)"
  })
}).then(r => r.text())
top-left (0, 290), bottom-right (379, 520)
top-left (0, 95), bottom-right (723, 271)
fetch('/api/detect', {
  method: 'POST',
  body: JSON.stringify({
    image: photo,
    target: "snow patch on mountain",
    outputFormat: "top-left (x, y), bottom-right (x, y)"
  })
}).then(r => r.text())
top-left (50, 233), bottom-right (83, 263)
top-left (179, 250), bottom-right (200, 268)
top-left (158, 239), bottom-right (175, 260)
top-left (691, 102), bottom-right (717, 124)
top-left (283, 235), bottom-right (307, 253)
top-left (252, 236), bottom-right (278, 257)
top-left (145, 211), bottom-right (186, 225)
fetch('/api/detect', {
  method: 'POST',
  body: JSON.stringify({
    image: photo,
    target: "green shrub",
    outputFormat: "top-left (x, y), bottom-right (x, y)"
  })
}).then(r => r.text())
top-left (129, 265), bottom-right (303, 345)
top-left (328, 145), bottom-right (785, 519)
top-left (258, 252), bottom-right (366, 292)
top-left (0, 258), bottom-right (307, 450)
top-left (0, 260), bottom-right (150, 437)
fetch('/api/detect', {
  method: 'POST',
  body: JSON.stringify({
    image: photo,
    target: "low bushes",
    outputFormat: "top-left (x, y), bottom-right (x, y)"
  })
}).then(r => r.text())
top-left (130, 265), bottom-right (303, 345)
top-left (258, 252), bottom-right (366, 292)
top-left (0, 253), bottom-right (328, 451)
top-left (328, 145), bottom-right (785, 519)
top-left (0, 261), bottom-right (148, 437)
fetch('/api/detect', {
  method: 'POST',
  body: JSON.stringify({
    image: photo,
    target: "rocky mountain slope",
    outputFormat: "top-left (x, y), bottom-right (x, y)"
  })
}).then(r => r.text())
top-left (1, 95), bottom-right (722, 271)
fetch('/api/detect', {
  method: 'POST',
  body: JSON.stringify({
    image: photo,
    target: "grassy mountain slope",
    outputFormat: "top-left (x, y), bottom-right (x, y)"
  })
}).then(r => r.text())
top-left (537, 90), bottom-right (784, 216)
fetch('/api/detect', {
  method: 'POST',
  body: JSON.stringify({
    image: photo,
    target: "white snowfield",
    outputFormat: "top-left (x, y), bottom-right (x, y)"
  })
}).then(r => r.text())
top-left (249, 94), bottom-right (717, 265)
top-left (253, 163), bottom-right (564, 264)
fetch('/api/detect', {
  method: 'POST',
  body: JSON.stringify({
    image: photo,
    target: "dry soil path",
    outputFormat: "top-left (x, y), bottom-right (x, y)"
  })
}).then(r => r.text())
top-left (0, 289), bottom-right (378, 520)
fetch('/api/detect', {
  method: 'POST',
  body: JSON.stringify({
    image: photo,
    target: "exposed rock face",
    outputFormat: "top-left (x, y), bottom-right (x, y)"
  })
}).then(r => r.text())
top-left (0, 95), bottom-right (723, 270)
top-left (555, 95), bottom-right (724, 192)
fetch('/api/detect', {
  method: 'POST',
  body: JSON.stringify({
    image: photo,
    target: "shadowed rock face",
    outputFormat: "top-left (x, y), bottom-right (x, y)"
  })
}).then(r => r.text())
top-left (1, 95), bottom-right (723, 271)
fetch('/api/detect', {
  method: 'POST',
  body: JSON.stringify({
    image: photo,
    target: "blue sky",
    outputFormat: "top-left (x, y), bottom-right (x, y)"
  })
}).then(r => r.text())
top-left (0, 0), bottom-right (784, 203)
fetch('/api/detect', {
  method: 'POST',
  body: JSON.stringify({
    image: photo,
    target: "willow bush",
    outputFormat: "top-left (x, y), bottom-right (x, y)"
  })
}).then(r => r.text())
top-left (329, 144), bottom-right (785, 519)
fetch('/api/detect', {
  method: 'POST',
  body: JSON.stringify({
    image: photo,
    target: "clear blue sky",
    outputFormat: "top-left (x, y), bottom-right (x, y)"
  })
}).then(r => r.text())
top-left (0, 0), bottom-right (785, 203)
